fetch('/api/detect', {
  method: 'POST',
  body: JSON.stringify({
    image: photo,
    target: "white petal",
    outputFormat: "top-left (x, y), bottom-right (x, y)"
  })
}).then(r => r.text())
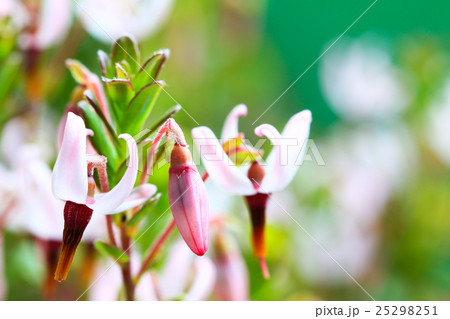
top-left (221, 104), bottom-right (247, 141)
top-left (192, 126), bottom-right (255, 195)
top-left (90, 134), bottom-right (138, 214)
top-left (158, 241), bottom-right (194, 300)
top-left (52, 112), bottom-right (88, 204)
top-left (20, 0), bottom-right (72, 49)
top-left (256, 110), bottom-right (312, 193)
top-left (94, 184), bottom-right (157, 215)
top-left (185, 257), bottom-right (216, 301)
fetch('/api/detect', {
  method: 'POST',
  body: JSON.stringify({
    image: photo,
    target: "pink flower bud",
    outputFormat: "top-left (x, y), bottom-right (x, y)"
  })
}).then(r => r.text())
top-left (168, 144), bottom-right (209, 256)
top-left (213, 229), bottom-right (249, 301)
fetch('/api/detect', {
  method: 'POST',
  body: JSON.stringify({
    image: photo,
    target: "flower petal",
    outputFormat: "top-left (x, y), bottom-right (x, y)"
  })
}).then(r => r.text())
top-left (192, 126), bottom-right (255, 195)
top-left (52, 112), bottom-right (88, 204)
top-left (186, 257), bottom-right (216, 301)
top-left (89, 134), bottom-right (138, 214)
top-left (94, 184), bottom-right (157, 215)
top-left (255, 110), bottom-right (312, 193)
top-left (221, 104), bottom-right (247, 141)
top-left (158, 241), bottom-right (194, 300)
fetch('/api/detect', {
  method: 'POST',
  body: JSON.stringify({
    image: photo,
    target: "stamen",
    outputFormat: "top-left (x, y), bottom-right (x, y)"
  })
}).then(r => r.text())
top-left (54, 201), bottom-right (93, 282)
top-left (245, 192), bottom-right (270, 279)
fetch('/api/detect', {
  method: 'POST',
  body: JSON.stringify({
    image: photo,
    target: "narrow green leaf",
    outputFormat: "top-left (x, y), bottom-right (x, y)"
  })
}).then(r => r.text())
top-left (98, 49), bottom-right (114, 78)
top-left (79, 101), bottom-right (120, 171)
top-left (133, 49), bottom-right (169, 91)
top-left (102, 77), bottom-right (135, 126)
top-left (111, 35), bottom-right (140, 74)
top-left (84, 92), bottom-right (121, 147)
top-left (94, 241), bottom-right (129, 263)
top-left (127, 194), bottom-right (161, 228)
top-left (120, 81), bottom-right (165, 135)
top-left (115, 63), bottom-right (130, 80)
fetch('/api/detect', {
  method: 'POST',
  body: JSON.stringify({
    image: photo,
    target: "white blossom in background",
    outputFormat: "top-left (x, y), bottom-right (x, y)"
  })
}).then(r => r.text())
top-left (293, 124), bottom-right (416, 283)
top-left (0, 116), bottom-right (104, 241)
top-left (320, 38), bottom-right (409, 120)
top-left (0, 0), bottom-right (28, 32)
top-left (426, 79), bottom-right (450, 165)
top-left (89, 241), bottom-right (216, 301)
top-left (1, 0), bottom-right (72, 49)
top-left (20, 0), bottom-right (73, 50)
top-left (77, 0), bottom-right (174, 43)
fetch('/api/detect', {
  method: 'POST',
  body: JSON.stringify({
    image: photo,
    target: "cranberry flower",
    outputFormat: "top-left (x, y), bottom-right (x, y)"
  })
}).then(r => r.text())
top-left (52, 112), bottom-right (157, 281)
top-left (192, 104), bottom-right (311, 278)
top-left (147, 119), bottom-right (209, 256)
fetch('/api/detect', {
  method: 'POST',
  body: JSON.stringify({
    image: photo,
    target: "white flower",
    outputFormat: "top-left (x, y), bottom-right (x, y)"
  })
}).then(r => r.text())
top-left (320, 38), bottom-right (409, 120)
top-left (426, 79), bottom-right (450, 165)
top-left (77, 0), bottom-right (174, 43)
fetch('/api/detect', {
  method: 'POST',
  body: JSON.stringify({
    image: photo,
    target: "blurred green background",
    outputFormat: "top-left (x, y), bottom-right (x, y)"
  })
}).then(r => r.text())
top-left (1, 0), bottom-right (449, 300)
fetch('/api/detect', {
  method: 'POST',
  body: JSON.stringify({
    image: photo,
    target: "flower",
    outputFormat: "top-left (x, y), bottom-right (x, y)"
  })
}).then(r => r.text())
top-left (212, 222), bottom-right (249, 301)
top-left (19, 0), bottom-right (73, 50)
top-left (319, 38), bottom-right (409, 120)
top-left (426, 79), bottom-right (450, 165)
top-left (89, 241), bottom-right (216, 301)
top-left (192, 104), bottom-right (312, 277)
top-left (52, 112), bottom-right (157, 281)
top-left (77, 0), bottom-right (174, 43)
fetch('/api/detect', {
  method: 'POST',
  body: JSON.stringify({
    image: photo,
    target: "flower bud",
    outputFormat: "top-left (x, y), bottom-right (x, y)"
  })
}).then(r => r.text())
top-left (168, 144), bottom-right (209, 256)
top-left (213, 230), bottom-right (249, 301)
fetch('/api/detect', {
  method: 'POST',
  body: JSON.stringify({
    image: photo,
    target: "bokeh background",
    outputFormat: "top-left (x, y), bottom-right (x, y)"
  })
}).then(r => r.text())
top-left (0, 0), bottom-right (449, 300)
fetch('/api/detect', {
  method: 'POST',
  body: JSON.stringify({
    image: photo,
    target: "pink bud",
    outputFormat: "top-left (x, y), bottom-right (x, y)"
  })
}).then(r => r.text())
top-left (213, 230), bottom-right (249, 301)
top-left (168, 144), bottom-right (209, 256)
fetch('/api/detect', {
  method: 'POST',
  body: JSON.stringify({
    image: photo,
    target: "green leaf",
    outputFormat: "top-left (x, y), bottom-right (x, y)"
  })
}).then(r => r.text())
top-left (84, 92), bottom-right (120, 147)
top-left (132, 49), bottom-right (169, 91)
top-left (127, 194), bottom-right (161, 228)
top-left (111, 35), bottom-right (140, 75)
top-left (98, 49), bottom-right (114, 78)
top-left (0, 53), bottom-right (20, 105)
top-left (102, 76), bottom-right (135, 127)
top-left (94, 241), bottom-right (129, 263)
top-left (115, 62), bottom-right (130, 80)
top-left (120, 81), bottom-right (164, 135)
top-left (79, 100), bottom-right (120, 171)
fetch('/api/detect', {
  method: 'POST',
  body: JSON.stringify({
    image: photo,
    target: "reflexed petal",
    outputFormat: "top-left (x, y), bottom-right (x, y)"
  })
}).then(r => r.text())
top-left (52, 112), bottom-right (88, 204)
top-left (90, 134), bottom-right (138, 214)
top-left (192, 127), bottom-right (255, 195)
top-left (221, 104), bottom-right (247, 141)
top-left (185, 257), bottom-right (216, 301)
top-left (255, 110), bottom-right (311, 193)
top-left (94, 184), bottom-right (157, 214)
